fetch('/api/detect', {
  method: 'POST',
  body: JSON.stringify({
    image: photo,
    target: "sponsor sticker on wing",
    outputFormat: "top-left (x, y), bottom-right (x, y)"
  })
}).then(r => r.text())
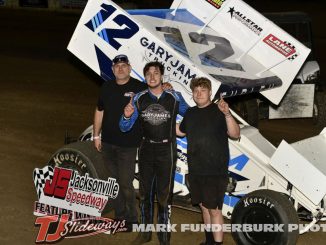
top-left (263, 34), bottom-right (296, 57)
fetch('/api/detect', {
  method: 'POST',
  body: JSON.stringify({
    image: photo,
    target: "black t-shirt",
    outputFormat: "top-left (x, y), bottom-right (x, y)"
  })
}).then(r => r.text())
top-left (97, 77), bottom-right (147, 147)
top-left (179, 103), bottom-right (229, 176)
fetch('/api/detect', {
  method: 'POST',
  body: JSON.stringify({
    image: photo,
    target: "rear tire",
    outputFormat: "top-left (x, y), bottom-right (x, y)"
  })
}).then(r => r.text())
top-left (231, 190), bottom-right (299, 245)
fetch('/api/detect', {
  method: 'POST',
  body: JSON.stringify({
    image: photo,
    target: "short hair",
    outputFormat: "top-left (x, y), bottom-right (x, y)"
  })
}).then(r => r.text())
top-left (143, 61), bottom-right (165, 76)
top-left (190, 77), bottom-right (212, 91)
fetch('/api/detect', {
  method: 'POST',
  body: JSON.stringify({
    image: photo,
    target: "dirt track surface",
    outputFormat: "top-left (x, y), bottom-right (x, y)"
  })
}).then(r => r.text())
top-left (0, 2), bottom-right (325, 244)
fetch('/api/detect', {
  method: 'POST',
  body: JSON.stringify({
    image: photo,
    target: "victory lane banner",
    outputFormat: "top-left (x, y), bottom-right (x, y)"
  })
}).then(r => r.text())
top-left (33, 166), bottom-right (119, 216)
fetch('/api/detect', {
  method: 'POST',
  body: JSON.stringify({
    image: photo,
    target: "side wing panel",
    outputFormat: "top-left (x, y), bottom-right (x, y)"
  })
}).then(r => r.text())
top-left (170, 0), bottom-right (310, 105)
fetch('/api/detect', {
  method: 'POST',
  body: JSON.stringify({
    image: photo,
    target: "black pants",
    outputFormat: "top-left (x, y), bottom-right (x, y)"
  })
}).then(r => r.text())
top-left (138, 141), bottom-right (176, 242)
top-left (102, 143), bottom-right (138, 223)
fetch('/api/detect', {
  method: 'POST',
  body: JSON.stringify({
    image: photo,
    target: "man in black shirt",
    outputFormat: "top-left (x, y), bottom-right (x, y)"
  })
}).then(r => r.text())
top-left (177, 77), bottom-right (240, 245)
top-left (93, 54), bottom-right (147, 226)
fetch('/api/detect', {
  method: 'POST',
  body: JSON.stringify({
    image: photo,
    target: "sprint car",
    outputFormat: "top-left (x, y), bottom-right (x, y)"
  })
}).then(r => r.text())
top-left (48, 0), bottom-right (326, 244)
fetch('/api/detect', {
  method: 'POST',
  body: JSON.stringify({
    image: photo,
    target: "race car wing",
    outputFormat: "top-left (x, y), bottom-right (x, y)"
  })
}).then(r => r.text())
top-left (67, 0), bottom-right (310, 106)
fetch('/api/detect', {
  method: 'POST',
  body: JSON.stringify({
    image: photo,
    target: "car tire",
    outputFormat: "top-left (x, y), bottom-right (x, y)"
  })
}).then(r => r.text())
top-left (48, 141), bottom-right (109, 179)
top-left (47, 141), bottom-right (112, 214)
top-left (231, 190), bottom-right (299, 245)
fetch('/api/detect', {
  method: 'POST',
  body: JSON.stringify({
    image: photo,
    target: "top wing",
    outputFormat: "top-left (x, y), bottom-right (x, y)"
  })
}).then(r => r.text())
top-left (67, 0), bottom-right (309, 106)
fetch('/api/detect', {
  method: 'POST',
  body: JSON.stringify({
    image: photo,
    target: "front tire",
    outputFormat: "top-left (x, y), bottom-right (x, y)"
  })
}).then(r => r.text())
top-left (48, 141), bottom-right (109, 179)
top-left (47, 141), bottom-right (112, 214)
top-left (231, 190), bottom-right (299, 245)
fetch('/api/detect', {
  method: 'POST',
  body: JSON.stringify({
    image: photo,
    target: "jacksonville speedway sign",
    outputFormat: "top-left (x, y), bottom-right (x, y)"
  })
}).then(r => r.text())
top-left (33, 165), bottom-right (124, 242)
top-left (33, 166), bottom-right (119, 216)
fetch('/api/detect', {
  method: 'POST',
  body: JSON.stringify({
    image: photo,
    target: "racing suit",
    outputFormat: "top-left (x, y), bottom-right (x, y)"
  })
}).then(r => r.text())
top-left (120, 89), bottom-right (188, 243)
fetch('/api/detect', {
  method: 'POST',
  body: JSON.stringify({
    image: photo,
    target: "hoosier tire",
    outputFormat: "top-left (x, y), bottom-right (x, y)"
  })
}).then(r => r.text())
top-left (48, 141), bottom-right (109, 179)
top-left (231, 190), bottom-right (299, 245)
top-left (47, 141), bottom-right (112, 214)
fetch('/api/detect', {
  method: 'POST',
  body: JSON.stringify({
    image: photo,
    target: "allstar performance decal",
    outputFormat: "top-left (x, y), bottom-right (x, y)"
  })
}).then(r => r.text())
top-left (33, 166), bottom-right (119, 216)
top-left (205, 0), bottom-right (226, 9)
top-left (228, 7), bottom-right (263, 36)
top-left (263, 34), bottom-right (298, 59)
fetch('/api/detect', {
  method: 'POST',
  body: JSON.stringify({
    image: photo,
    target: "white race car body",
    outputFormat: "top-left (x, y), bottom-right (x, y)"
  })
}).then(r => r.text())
top-left (71, 0), bottom-right (325, 228)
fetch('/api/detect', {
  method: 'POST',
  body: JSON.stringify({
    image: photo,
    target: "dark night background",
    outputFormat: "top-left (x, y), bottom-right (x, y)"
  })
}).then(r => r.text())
top-left (0, 0), bottom-right (325, 244)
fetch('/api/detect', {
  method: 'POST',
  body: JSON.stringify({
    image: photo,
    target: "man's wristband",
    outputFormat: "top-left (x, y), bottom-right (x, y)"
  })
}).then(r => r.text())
top-left (93, 136), bottom-right (101, 140)
top-left (225, 112), bottom-right (232, 118)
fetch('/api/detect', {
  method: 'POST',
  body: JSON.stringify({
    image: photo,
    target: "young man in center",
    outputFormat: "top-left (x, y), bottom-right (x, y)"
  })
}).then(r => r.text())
top-left (120, 61), bottom-right (188, 245)
top-left (177, 77), bottom-right (240, 245)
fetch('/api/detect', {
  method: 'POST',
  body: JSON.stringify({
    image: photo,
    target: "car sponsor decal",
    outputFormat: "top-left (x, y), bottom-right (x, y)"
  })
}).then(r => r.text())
top-left (227, 6), bottom-right (263, 36)
top-left (263, 34), bottom-right (297, 59)
top-left (205, 0), bottom-right (227, 9)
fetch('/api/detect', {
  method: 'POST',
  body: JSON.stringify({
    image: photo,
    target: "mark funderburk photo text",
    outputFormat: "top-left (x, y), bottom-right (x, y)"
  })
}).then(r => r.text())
top-left (132, 223), bottom-right (326, 232)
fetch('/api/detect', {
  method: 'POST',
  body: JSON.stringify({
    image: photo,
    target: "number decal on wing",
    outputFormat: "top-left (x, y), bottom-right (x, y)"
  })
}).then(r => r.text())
top-left (100, 15), bottom-right (139, 50)
top-left (189, 32), bottom-right (243, 71)
top-left (85, 3), bottom-right (139, 50)
top-left (85, 4), bottom-right (116, 32)
top-left (156, 26), bottom-right (189, 57)
top-left (156, 25), bottom-right (243, 71)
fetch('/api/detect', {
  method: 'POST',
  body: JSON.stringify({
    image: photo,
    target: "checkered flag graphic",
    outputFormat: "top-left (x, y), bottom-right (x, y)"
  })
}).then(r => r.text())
top-left (33, 166), bottom-right (54, 199)
top-left (284, 41), bottom-right (296, 50)
top-left (283, 41), bottom-right (298, 61)
top-left (288, 54), bottom-right (299, 61)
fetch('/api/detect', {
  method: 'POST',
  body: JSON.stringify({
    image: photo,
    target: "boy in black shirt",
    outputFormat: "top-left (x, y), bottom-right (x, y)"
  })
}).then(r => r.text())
top-left (177, 77), bottom-right (240, 245)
